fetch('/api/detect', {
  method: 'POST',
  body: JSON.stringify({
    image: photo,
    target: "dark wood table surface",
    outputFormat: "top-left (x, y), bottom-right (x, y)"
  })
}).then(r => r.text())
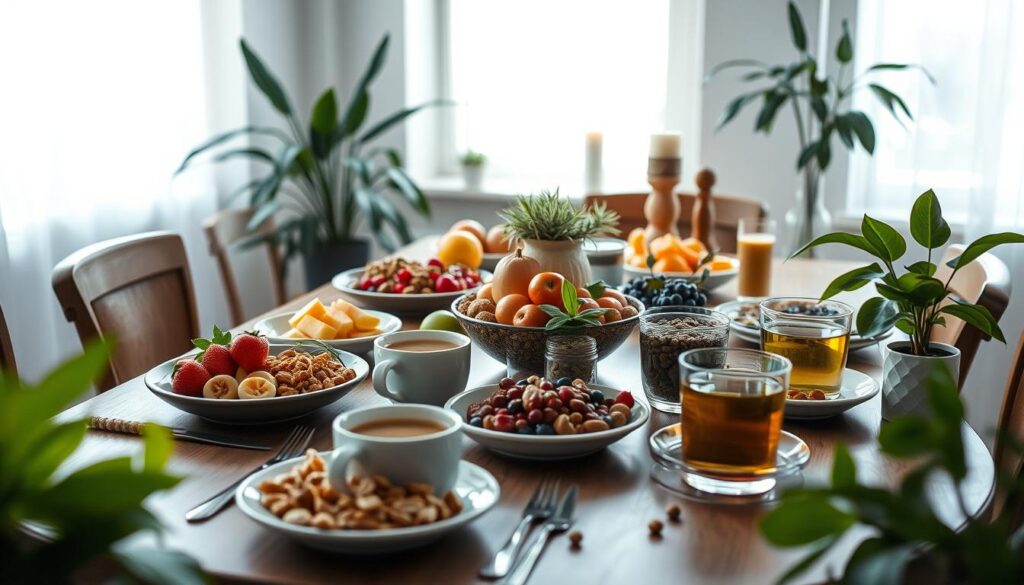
top-left (59, 238), bottom-right (995, 584)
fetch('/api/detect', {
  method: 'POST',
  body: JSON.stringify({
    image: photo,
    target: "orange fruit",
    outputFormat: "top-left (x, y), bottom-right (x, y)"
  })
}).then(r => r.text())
top-left (437, 231), bottom-right (483, 269)
top-left (576, 286), bottom-right (592, 299)
top-left (710, 258), bottom-right (735, 271)
top-left (527, 272), bottom-right (565, 308)
top-left (601, 288), bottom-right (628, 306)
top-left (596, 297), bottom-right (623, 310)
top-left (653, 255), bottom-right (690, 273)
top-left (680, 237), bottom-right (707, 254)
top-left (477, 283), bottom-right (494, 302)
top-left (649, 234), bottom-right (685, 261)
top-left (627, 228), bottom-right (646, 255)
top-left (629, 255), bottom-right (647, 268)
top-left (484, 224), bottom-right (511, 253)
top-left (451, 220), bottom-right (487, 247)
top-left (513, 304), bottom-right (550, 328)
top-left (495, 294), bottom-right (531, 325)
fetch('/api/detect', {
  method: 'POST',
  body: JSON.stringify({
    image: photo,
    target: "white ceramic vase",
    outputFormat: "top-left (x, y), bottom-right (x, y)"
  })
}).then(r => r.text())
top-left (521, 238), bottom-right (592, 286)
top-left (462, 164), bottom-right (484, 191)
top-left (881, 341), bottom-right (961, 421)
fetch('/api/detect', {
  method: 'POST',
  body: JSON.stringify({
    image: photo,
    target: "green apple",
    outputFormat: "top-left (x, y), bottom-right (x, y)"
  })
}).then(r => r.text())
top-left (420, 310), bottom-right (466, 334)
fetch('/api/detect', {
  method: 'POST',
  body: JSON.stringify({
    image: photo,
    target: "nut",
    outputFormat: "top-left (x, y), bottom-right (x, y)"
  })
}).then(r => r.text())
top-left (553, 414), bottom-right (576, 435)
top-left (609, 403), bottom-right (631, 418)
top-left (649, 519), bottom-right (663, 536)
top-left (582, 419), bottom-right (610, 433)
top-left (477, 311), bottom-right (497, 323)
top-left (467, 299), bottom-right (496, 318)
top-left (609, 411), bottom-right (627, 427)
top-left (666, 503), bottom-right (681, 521)
top-left (569, 530), bottom-right (583, 548)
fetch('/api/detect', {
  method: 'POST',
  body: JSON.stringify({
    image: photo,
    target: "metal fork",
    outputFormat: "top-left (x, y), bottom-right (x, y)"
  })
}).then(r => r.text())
top-left (185, 425), bottom-right (315, 523)
top-left (479, 479), bottom-right (560, 578)
top-left (497, 485), bottom-right (577, 585)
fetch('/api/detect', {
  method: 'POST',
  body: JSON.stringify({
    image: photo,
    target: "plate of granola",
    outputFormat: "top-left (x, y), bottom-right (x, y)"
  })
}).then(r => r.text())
top-left (144, 344), bottom-right (369, 425)
top-left (235, 449), bottom-right (499, 554)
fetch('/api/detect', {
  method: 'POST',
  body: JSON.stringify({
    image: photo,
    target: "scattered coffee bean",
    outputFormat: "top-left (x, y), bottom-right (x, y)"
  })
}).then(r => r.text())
top-left (666, 503), bottom-right (681, 521)
top-left (569, 530), bottom-right (583, 548)
top-left (648, 519), bottom-right (663, 537)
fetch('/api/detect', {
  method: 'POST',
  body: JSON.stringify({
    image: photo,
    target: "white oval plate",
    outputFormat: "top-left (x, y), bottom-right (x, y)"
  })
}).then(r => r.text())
top-left (253, 310), bottom-right (402, 355)
top-left (714, 299), bottom-right (893, 351)
top-left (144, 344), bottom-right (368, 425)
top-left (623, 256), bottom-right (738, 291)
top-left (236, 458), bottom-right (499, 554)
top-left (784, 368), bottom-right (880, 420)
top-left (331, 268), bottom-right (492, 315)
top-left (445, 384), bottom-right (649, 460)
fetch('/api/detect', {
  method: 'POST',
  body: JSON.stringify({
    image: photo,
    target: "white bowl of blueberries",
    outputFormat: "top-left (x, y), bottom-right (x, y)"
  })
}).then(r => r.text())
top-left (620, 275), bottom-right (709, 309)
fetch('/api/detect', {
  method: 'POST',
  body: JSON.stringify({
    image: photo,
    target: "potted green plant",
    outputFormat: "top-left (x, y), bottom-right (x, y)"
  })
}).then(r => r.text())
top-left (708, 1), bottom-right (933, 256)
top-left (760, 364), bottom-right (1024, 584)
top-left (178, 36), bottom-right (445, 290)
top-left (459, 150), bottom-right (487, 191)
top-left (792, 189), bottom-right (1024, 419)
top-left (499, 189), bottom-right (619, 285)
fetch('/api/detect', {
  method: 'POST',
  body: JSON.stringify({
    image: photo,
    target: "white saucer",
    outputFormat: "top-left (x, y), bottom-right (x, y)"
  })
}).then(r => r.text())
top-left (236, 458), bottom-right (499, 554)
top-left (714, 299), bottom-right (893, 351)
top-left (784, 368), bottom-right (879, 420)
top-left (253, 310), bottom-right (402, 355)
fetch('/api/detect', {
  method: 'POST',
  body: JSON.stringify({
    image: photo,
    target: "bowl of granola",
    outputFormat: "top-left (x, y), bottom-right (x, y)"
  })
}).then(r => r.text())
top-left (144, 344), bottom-right (369, 424)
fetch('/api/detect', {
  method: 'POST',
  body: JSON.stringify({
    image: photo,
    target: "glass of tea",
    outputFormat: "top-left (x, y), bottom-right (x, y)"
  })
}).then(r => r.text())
top-left (759, 298), bottom-right (853, 398)
top-left (736, 218), bottom-right (776, 301)
top-left (679, 359), bottom-right (789, 495)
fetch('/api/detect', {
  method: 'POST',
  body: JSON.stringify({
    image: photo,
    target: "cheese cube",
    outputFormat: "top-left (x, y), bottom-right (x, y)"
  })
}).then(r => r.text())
top-left (288, 298), bottom-right (329, 330)
top-left (319, 307), bottom-right (354, 338)
top-left (294, 314), bottom-right (338, 340)
top-left (280, 328), bottom-right (305, 339)
top-left (347, 328), bottom-right (383, 338)
top-left (331, 299), bottom-right (380, 331)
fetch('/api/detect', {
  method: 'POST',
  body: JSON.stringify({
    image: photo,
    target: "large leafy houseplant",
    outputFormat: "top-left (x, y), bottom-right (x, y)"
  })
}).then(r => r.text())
top-left (1, 341), bottom-right (204, 584)
top-left (178, 35), bottom-right (442, 286)
top-left (760, 364), bottom-right (1024, 585)
top-left (708, 1), bottom-right (933, 254)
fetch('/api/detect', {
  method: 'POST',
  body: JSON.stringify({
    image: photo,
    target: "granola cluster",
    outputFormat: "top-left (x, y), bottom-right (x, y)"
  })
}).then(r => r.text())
top-left (265, 349), bottom-right (356, 396)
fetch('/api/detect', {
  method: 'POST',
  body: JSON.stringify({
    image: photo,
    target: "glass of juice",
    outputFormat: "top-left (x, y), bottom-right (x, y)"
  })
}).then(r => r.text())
top-left (679, 357), bottom-right (789, 495)
top-left (759, 298), bottom-right (853, 397)
top-left (737, 218), bottom-right (776, 301)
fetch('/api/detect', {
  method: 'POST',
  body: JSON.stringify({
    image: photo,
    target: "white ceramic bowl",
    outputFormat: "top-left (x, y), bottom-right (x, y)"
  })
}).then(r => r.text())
top-left (332, 268), bottom-right (492, 315)
top-left (235, 458), bottom-right (499, 554)
top-left (253, 310), bottom-right (402, 355)
top-left (623, 256), bottom-right (739, 291)
top-left (144, 344), bottom-right (369, 425)
top-left (444, 384), bottom-right (649, 460)
top-left (784, 369), bottom-right (880, 420)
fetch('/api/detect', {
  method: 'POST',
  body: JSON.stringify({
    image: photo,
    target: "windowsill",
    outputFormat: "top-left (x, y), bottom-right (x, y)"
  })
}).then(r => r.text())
top-left (416, 175), bottom-right (651, 203)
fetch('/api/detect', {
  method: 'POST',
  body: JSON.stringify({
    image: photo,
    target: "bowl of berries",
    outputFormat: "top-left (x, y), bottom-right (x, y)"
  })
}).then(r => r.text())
top-left (444, 375), bottom-right (649, 460)
top-left (332, 256), bottom-right (491, 315)
top-left (620, 275), bottom-right (709, 309)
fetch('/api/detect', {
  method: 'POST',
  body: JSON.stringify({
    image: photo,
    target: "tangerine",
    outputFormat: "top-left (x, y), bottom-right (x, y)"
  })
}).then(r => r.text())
top-left (451, 220), bottom-right (487, 247)
top-left (513, 304), bottom-right (550, 328)
top-left (527, 272), bottom-right (565, 308)
top-left (437, 231), bottom-right (484, 269)
top-left (495, 293), bottom-right (531, 325)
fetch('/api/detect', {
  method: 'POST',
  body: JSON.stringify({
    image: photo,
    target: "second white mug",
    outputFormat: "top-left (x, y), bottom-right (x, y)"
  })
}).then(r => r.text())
top-left (373, 330), bottom-right (471, 406)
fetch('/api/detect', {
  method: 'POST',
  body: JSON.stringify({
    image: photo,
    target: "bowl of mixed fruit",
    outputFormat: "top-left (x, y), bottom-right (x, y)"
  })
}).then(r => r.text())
top-left (623, 230), bottom-right (739, 291)
top-left (332, 256), bottom-right (490, 315)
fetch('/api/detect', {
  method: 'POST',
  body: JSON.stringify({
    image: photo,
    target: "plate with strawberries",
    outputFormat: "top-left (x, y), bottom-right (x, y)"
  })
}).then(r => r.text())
top-left (332, 256), bottom-right (491, 315)
top-left (144, 329), bottom-right (369, 424)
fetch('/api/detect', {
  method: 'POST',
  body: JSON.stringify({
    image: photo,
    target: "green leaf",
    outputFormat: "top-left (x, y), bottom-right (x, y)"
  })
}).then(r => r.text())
top-left (544, 316), bottom-right (571, 331)
top-left (843, 539), bottom-right (916, 585)
top-left (938, 302), bottom-right (1005, 343)
top-left (538, 304), bottom-right (566, 318)
top-left (646, 252), bottom-right (656, 270)
top-left (789, 231), bottom-right (880, 260)
top-left (561, 279), bottom-right (580, 315)
top-left (211, 325), bottom-right (231, 346)
top-left (879, 417), bottom-right (933, 457)
top-left (895, 273), bottom-right (947, 306)
top-left (811, 96), bottom-right (828, 123)
top-left (904, 261), bottom-right (937, 277)
top-left (578, 308), bottom-right (611, 320)
top-left (836, 19), bottom-right (853, 63)
top-left (755, 91), bottom-right (788, 133)
top-left (141, 424), bottom-right (174, 472)
top-left (797, 140), bottom-right (820, 170)
top-left (775, 537), bottom-right (839, 585)
top-left (359, 100), bottom-right (451, 144)
top-left (787, 1), bottom-right (808, 52)
top-left (760, 493), bottom-right (855, 546)
top-left (856, 297), bottom-right (899, 338)
top-left (176, 126), bottom-right (288, 173)
top-left (385, 167), bottom-right (430, 215)
top-left (909, 189), bottom-right (950, 249)
top-left (20, 420), bottom-right (88, 487)
top-left (356, 34), bottom-right (390, 95)
top-left (585, 281), bottom-right (607, 298)
top-left (831, 443), bottom-right (857, 488)
top-left (310, 88), bottom-right (338, 158)
top-left (705, 59), bottom-right (767, 80)
top-left (338, 90), bottom-right (370, 140)
top-left (212, 147), bottom-right (275, 166)
top-left (111, 542), bottom-right (207, 585)
top-left (716, 90), bottom-right (762, 130)
top-left (246, 201), bottom-right (279, 232)
top-left (861, 214), bottom-right (906, 262)
top-left (820, 263), bottom-right (886, 301)
top-left (835, 115), bottom-right (855, 148)
top-left (373, 196), bottom-right (413, 246)
top-left (894, 316), bottom-right (915, 335)
top-left (816, 135), bottom-right (832, 169)
top-left (926, 363), bottom-right (963, 421)
top-left (239, 39), bottom-right (292, 114)
top-left (947, 232), bottom-right (1024, 269)
top-left (866, 63), bottom-right (936, 84)
top-left (875, 282), bottom-right (913, 304)
top-left (869, 83), bottom-right (913, 122)
top-left (29, 457), bottom-right (180, 519)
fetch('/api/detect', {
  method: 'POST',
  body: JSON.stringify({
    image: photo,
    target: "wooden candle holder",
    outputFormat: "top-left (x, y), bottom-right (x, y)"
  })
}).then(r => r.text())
top-left (643, 157), bottom-right (681, 244)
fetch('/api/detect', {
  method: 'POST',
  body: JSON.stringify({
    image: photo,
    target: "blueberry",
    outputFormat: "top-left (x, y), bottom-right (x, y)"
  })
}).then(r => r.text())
top-left (517, 425), bottom-right (536, 435)
top-left (601, 415), bottom-right (614, 426)
top-left (516, 379), bottom-right (530, 387)
top-left (555, 376), bottom-right (572, 387)
top-left (535, 423), bottom-right (556, 435)
top-left (590, 390), bottom-right (605, 403)
top-left (697, 293), bottom-right (707, 306)
top-left (508, 399), bottom-right (524, 415)
top-left (670, 294), bottom-right (682, 305)
top-left (469, 416), bottom-right (483, 427)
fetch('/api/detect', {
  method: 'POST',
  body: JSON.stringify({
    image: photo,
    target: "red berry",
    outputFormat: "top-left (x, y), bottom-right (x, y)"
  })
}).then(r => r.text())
top-left (507, 387), bottom-right (523, 401)
top-left (540, 380), bottom-right (554, 391)
top-left (359, 278), bottom-right (373, 290)
top-left (370, 275), bottom-right (386, 287)
top-left (494, 414), bottom-right (515, 433)
top-left (172, 359), bottom-right (210, 396)
top-left (527, 409), bottom-right (543, 425)
top-left (427, 258), bottom-right (445, 270)
top-left (396, 268), bottom-right (412, 284)
top-left (435, 274), bottom-right (459, 293)
top-left (614, 391), bottom-right (635, 408)
top-left (465, 272), bottom-right (480, 285)
top-left (230, 332), bottom-right (269, 372)
top-left (201, 344), bottom-right (236, 377)
top-left (394, 283), bottom-right (405, 294)
top-left (558, 387), bottom-right (575, 403)
top-left (499, 377), bottom-right (515, 390)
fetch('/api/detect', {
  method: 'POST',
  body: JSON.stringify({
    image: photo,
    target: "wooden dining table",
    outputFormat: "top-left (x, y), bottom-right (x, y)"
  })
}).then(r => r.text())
top-left (58, 236), bottom-right (995, 584)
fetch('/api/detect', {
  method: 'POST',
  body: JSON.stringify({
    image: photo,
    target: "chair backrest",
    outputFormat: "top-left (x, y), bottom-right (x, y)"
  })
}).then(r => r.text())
top-left (993, 333), bottom-right (1024, 530)
top-left (203, 208), bottom-right (285, 326)
top-left (0, 303), bottom-right (15, 376)
top-left (931, 244), bottom-right (1012, 387)
top-left (52, 231), bottom-right (200, 391)
top-left (583, 169), bottom-right (767, 254)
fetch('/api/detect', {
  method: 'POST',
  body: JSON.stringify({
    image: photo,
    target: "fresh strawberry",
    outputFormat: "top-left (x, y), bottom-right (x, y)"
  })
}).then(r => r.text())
top-left (172, 359), bottom-right (210, 396)
top-left (201, 344), bottom-right (236, 376)
top-left (613, 390), bottom-right (635, 408)
top-left (230, 331), bottom-right (269, 372)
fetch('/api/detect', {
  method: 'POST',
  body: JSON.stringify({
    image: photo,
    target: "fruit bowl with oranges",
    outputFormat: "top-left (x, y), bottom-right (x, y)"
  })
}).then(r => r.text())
top-left (623, 229), bottom-right (739, 291)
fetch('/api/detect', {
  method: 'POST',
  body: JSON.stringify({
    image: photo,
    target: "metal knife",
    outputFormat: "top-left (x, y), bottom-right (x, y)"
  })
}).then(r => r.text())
top-left (88, 416), bottom-right (271, 450)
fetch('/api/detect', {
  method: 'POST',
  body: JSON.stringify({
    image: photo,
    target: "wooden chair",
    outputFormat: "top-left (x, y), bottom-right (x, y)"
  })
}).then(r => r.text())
top-left (931, 244), bottom-right (1012, 388)
top-left (0, 303), bottom-right (15, 375)
top-left (992, 333), bottom-right (1024, 530)
top-left (583, 169), bottom-right (768, 254)
top-left (52, 231), bottom-right (201, 392)
top-left (203, 208), bottom-right (285, 326)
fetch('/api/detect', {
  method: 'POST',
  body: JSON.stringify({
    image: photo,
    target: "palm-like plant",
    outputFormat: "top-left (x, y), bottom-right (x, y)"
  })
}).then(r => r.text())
top-left (178, 35), bottom-right (443, 264)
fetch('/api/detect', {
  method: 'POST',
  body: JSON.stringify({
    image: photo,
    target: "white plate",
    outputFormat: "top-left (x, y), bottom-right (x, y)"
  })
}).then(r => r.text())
top-left (332, 268), bottom-right (492, 316)
top-left (444, 384), bottom-right (649, 460)
top-left (144, 344), bottom-right (368, 425)
top-left (480, 252), bottom-right (508, 272)
top-left (235, 458), bottom-right (499, 554)
top-left (623, 256), bottom-right (738, 291)
top-left (253, 310), bottom-right (402, 355)
top-left (714, 299), bottom-right (893, 351)
top-left (783, 368), bottom-right (880, 420)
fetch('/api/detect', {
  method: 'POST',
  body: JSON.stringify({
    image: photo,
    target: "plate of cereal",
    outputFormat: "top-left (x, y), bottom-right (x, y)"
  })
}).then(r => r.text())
top-left (144, 344), bottom-right (369, 425)
top-left (235, 449), bottom-right (499, 554)
top-left (784, 369), bottom-right (879, 420)
top-left (331, 257), bottom-right (491, 315)
top-left (444, 376), bottom-right (649, 460)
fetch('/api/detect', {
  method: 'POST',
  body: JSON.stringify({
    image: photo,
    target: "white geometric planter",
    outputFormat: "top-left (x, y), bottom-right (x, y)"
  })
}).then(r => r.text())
top-left (462, 165), bottom-right (484, 191)
top-left (881, 341), bottom-right (960, 421)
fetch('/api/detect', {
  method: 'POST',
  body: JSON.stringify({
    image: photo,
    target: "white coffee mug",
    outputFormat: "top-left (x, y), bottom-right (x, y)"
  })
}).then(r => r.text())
top-left (373, 330), bottom-right (471, 406)
top-left (327, 404), bottom-right (464, 495)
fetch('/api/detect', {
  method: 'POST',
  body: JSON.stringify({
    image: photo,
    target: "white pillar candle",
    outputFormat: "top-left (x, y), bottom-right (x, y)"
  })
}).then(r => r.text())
top-left (584, 131), bottom-right (603, 194)
top-left (649, 132), bottom-right (682, 159)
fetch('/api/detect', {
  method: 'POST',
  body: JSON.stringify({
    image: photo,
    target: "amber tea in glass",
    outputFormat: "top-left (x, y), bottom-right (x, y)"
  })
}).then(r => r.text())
top-left (759, 298), bottom-right (853, 397)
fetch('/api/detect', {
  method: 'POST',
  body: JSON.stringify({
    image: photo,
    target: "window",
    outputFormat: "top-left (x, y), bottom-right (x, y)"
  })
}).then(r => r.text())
top-left (443, 0), bottom-right (672, 191)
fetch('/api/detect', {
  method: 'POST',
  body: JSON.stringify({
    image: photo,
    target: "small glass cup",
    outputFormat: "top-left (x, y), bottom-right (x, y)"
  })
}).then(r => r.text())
top-left (759, 297), bottom-right (853, 398)
top-left (737, 218), bottom-right (776, 301)
top-left (678, 347), bottom-right (792, 389)
top-left (583, 238), bottom-right (627, 286)
top-left (639, 307), bottom-right (730, 413)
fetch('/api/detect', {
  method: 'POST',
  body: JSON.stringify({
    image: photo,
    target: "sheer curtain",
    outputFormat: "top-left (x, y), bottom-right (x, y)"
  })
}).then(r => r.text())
top-left (0, 1), bottom-right (233, 382)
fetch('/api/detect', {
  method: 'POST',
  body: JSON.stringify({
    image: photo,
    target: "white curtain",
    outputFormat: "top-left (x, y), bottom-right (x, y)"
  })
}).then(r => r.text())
top-left (0, 1), bottom-right (234, 382)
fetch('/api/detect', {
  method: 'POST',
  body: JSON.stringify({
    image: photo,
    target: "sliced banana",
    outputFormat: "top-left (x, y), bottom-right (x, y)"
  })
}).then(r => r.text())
top-left (238, 376), bottom-right (277, 399)
top-left (203, 375), bottom-right (239, 399)
top-left (246, 370), bottom-right (276, 385)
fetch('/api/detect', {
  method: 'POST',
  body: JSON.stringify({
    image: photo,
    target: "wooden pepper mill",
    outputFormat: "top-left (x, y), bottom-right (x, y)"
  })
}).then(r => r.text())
top-left (643, 133), bottom-right (682, 244)
top-left (692, 168), bottom-right (718, 252)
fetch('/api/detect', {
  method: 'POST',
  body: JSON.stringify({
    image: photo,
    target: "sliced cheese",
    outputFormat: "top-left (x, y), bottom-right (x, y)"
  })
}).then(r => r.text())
top-left (280, 328), bottom-right (305, 339)
top-left (288, 298), bottom-right (329, 330)
top-left (331, 299), bottom-right (380, 331)
top-left (294, 314), bottom-right (338, 340)
top-left (347, 328), bottom-right (383, 338)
